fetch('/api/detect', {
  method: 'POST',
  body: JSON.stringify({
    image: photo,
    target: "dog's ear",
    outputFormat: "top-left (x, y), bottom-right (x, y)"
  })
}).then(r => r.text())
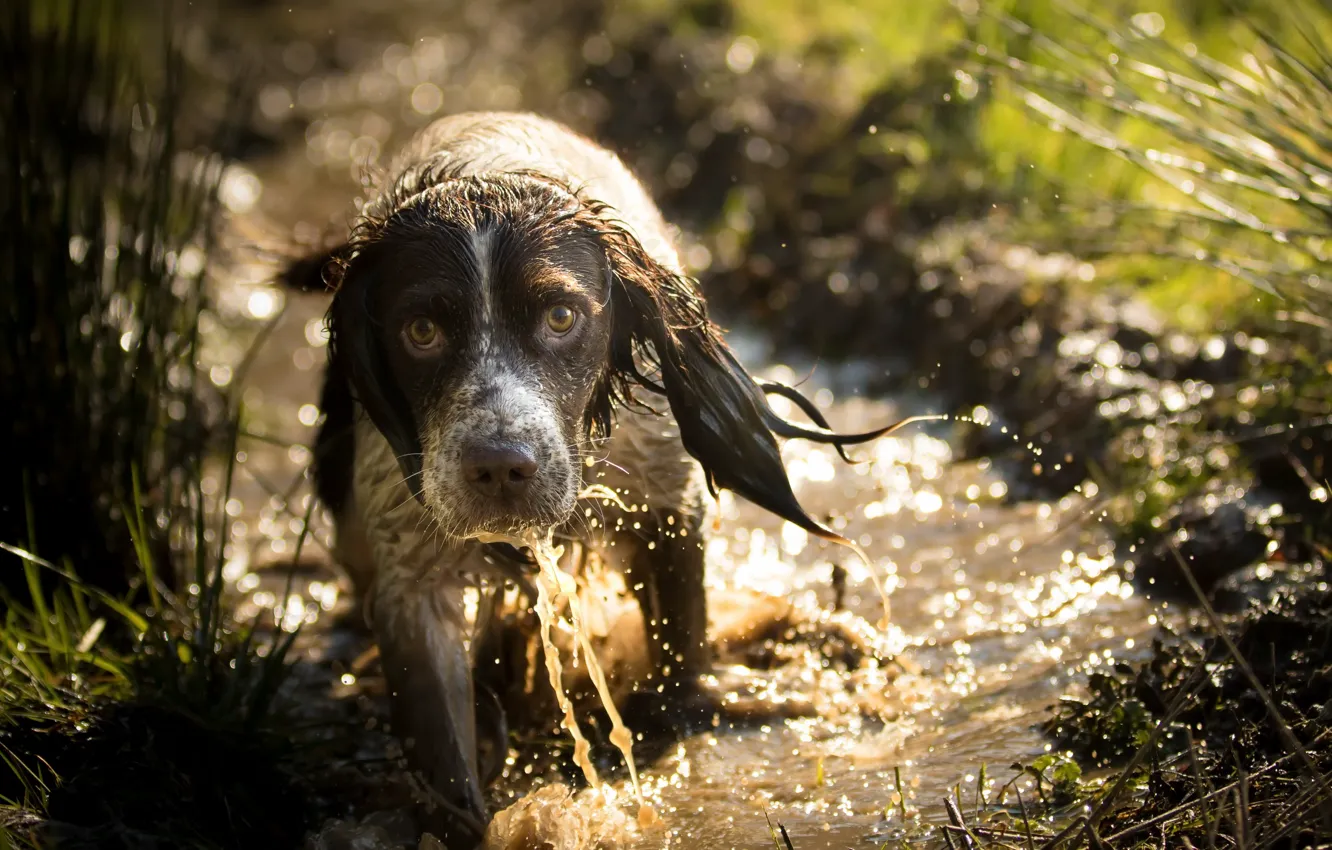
top-left (308, 244), bottom-right (427, 503)
top-left (275, 243), bottom-right (347, 293)
top-left (589, 216), bottom-right (909, 544)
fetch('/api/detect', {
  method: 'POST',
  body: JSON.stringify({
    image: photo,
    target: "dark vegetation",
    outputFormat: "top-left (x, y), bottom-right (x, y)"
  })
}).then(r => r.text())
top-left (0, 2), bottom-right (318, 847)
top-left (1045, 578), bottom-right (1332, 849)
top-left (0, 0), bottom-right (214, 598)
top-left (2, 0), bottom-right (1330, 847)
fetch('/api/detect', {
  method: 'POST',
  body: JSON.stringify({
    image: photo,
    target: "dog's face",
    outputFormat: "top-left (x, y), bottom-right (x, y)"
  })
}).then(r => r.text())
top-left (340, 177), bottom-right (613, 538)
top-left (307, 168), bottom-right (899, 546)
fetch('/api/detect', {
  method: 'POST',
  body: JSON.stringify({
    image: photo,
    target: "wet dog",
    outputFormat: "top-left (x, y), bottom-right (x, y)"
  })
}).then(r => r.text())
top-left (279, 111), bottom-right (894, 844)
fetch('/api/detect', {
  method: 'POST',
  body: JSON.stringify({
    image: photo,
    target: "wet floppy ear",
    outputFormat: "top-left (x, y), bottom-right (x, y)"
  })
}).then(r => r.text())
top-left (593, 219), bottom-right (911, 543)
top-left (325, 250), bottom-right (427, 501)
top-left (275, 242), bottom-right (347, 294)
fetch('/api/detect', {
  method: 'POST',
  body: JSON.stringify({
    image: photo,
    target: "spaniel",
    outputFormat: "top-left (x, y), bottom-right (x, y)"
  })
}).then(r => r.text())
top-left (280, 111), bottom-right (893, 844)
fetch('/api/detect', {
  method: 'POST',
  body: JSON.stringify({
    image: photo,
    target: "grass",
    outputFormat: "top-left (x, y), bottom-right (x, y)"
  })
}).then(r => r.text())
top-left (0, 2), bottom-right (318, 847)
top-left (0, 484), bottom-right (309, 848)
top-left (964, 0), bottom-right (1332, 538)
top-left (969, 0), bottom-right (1331, 326)
top-left (0, 0), bottom-right (224, 598)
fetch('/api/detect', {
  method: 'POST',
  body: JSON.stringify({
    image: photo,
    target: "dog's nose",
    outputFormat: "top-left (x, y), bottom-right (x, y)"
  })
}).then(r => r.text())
top-left (461, 442), bottom-right (539, 498)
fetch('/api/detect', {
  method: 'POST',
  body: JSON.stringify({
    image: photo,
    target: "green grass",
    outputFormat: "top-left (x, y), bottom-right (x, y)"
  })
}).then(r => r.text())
top-left (0, 2), bottom-right (316, 846)
top-left (964, 0), bottom-right (1332, 536)
top-left (0, 463), bottom-right (309, 848)
top-left (970, 0), bottom-right (1331, 326)
top-left (0, 0), bottom-right (224, 596)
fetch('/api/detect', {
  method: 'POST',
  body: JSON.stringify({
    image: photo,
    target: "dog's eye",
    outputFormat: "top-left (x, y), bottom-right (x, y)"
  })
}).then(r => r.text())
top-left (403, 316), bottom-right (443, 351)
top-left (544, 305), bottom-right (577, 336)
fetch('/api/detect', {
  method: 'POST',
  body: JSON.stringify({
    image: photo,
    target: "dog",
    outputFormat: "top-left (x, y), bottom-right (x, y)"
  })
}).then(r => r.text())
top-left (278, 111), bottom-right (897, 844)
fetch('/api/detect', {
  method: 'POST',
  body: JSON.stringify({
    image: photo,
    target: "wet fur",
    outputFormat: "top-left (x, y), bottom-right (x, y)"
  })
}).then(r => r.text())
top-left (280, 112), bottom-right (892, 843)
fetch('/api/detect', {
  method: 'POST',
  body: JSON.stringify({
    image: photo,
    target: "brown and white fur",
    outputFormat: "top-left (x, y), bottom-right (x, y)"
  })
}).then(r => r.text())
top-left (279, 112), bottom-right (896, 845)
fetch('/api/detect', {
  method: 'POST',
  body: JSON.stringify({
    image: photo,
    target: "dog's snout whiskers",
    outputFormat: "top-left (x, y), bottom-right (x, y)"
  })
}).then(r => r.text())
top-left (386, 469), bottom-right (426, 514)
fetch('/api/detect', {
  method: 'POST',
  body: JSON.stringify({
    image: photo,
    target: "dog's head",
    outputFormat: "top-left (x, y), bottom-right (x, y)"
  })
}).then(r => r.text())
top-left (288, 168), bottom-right (897, 542)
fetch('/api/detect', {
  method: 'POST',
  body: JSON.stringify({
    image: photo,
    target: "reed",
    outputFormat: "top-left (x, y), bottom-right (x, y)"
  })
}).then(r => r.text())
top-left (0, 3), bottom-right (315, 847)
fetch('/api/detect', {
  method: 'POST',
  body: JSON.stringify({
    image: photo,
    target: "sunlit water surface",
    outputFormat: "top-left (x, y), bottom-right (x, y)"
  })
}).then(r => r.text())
top-left (191, 5), bottom-right (1161, 845)
top-left (204, 274), bottom-right (1154, 849)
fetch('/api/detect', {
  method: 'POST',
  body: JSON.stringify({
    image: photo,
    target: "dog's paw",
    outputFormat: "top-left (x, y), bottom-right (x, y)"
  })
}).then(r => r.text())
top-left (617, 677), bottom-right (726, 739)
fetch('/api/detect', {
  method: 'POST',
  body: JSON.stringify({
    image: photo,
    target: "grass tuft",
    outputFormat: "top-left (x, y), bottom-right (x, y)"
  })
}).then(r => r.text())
top-left (0, 446), bottom-right (312, 848)
top-left (952, 0), bottom-right (1332, 587)
top-left (968, 0), bottom-right (1331, 321)
top-left (0, 0), bottom-right (231, 599)
top-left (0, 2), bottom-right (319, 847)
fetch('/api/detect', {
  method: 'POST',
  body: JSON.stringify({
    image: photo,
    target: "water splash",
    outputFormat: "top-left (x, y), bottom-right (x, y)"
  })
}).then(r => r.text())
top-left (475, 526), bottom-right (660, 833)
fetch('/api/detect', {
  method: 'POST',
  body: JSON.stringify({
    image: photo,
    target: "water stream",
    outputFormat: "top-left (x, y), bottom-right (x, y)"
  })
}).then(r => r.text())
top-left (192, 4), bottom-right (1164, 845)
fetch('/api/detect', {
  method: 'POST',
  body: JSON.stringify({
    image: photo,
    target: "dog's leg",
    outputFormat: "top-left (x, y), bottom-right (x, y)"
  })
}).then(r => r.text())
top-left (630, 510), bottom-right (709, 684)
top-left (372, 570), bottom-right (487, 845)
top-left (587, 410), bottom-right (717, 727)
top-left (353, 417), bottom-right (489, 843)
top-left (616, 508), bottom-right (716, 731)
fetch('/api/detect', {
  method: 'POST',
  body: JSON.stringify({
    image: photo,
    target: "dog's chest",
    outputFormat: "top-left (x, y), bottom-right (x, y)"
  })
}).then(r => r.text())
top-left (349, 413), bottom-right (475, 588)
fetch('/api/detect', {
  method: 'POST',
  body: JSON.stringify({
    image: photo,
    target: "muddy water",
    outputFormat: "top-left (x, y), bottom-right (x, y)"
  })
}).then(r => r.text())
top-left (195, 4), bottom-right (1160, 846)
